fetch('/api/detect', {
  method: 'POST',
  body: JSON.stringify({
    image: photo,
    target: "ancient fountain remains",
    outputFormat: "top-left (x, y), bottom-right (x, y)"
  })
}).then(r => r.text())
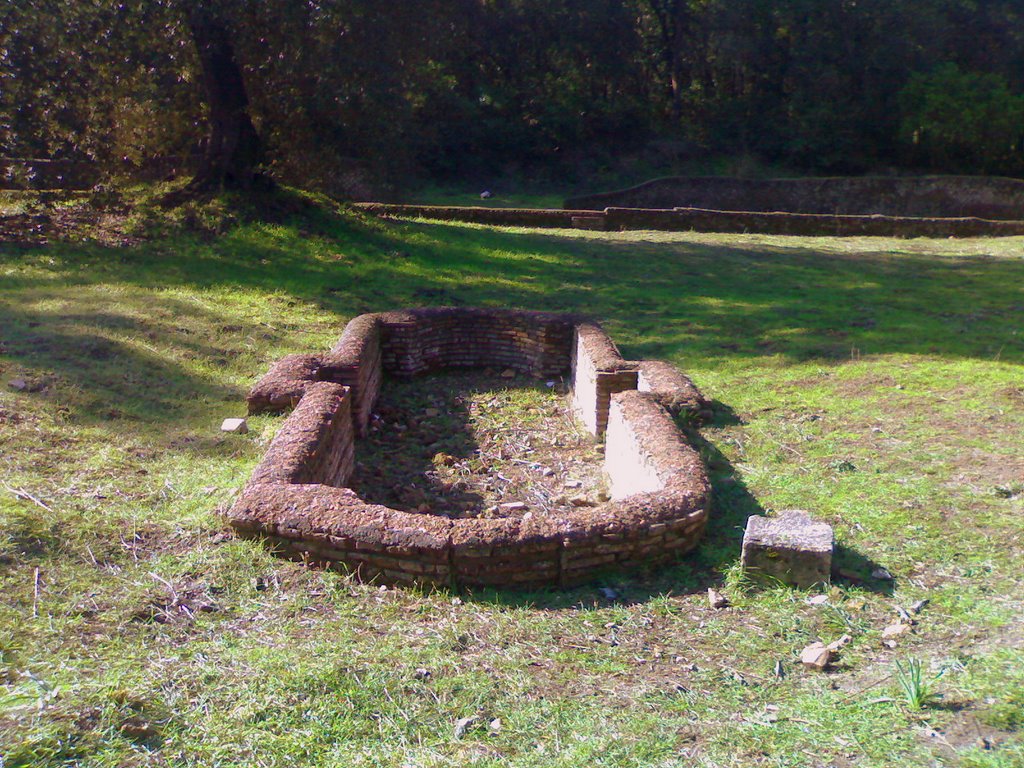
top-left (228, 307), bottom-right (712, 588)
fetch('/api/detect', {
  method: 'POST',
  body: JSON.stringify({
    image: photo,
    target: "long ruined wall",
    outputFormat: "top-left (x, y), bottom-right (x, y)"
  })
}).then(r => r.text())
top-left (565, 175), bottom-right (1024, 220)
top-left (354, 203), bottom-right (582, 228)
top-left (602, 207), bottom-right (1024, 237)
top-left (231, 307), bottom-right (711, 588)
top-left (353, 201), bottom-right (1024, 238)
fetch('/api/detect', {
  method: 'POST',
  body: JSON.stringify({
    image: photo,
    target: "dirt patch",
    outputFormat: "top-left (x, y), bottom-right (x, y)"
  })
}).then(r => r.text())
top-left (349, 371), bottom-right (607, 519)
top-left (784, 372), bottom-right (1024, 487)
top-left (0, 206), bottom-right (137, 247)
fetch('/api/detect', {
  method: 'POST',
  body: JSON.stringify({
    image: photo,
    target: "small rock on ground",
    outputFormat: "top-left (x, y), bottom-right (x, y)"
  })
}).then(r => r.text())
top-left (221, 417), bottom-right (249, 434)
top-left (827, 634), bottom-right (853, 652)
top-left (880, 623), bottom-right (912, 641)
top-left (454, 715), bottom-right (479, 738)
top-left (708, 588), bottom-right (729, 609)
top-left (800, 642), bottom-right (831, 671)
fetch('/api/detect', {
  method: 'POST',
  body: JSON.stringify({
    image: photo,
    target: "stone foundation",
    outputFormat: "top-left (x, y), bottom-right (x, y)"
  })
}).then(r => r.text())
top-left (230, 307), bottom-right (711, 588)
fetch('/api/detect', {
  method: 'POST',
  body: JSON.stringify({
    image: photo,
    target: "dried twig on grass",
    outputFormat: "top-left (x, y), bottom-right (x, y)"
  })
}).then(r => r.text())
top-left (2, 482), bottom-right (54, 512)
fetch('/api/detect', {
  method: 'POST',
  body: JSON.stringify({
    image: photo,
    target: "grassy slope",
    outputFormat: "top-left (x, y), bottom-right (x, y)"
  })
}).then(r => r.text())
top-left (0, 201), bottom-right (1022, 767)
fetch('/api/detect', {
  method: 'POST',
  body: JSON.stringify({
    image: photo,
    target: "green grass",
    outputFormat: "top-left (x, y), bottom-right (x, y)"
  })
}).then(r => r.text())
top-left (1, 193), bottom-right (1022, 766)
top-left (895, 658), bottom-right (934, 711)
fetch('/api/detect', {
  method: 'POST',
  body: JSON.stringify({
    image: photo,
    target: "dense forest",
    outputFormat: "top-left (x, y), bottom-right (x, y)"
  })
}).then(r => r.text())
top-left (2, 0), bottom-right (1023, 195)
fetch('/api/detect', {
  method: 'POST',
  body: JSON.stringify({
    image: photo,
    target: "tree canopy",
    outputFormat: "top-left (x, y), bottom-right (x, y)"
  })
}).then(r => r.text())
top-left (2, 0), bottom-right (1023, 193)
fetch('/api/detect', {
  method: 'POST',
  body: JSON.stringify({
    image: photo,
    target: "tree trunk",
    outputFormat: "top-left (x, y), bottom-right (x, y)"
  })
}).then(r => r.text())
top-left (646, 0), bottom-right (688, 124)
top-left (181, 6), bottom-right (267, 195)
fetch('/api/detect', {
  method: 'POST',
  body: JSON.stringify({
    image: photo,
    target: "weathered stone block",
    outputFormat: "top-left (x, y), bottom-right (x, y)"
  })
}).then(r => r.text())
top-left (221, 417), bottom-right (249, 434)
top-left (741, 510), bottom-right (833, 588)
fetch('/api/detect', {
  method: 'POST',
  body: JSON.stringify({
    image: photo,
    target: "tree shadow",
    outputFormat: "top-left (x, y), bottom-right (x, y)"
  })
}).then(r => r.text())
top-left (830, 545), bottom-right (896, 596)
top-left (6, 208), bottom-right (1024, 369)
top-left (347, 372), bottom-right (488, 517)
top-left (0, 292), bottom-right (252, 445)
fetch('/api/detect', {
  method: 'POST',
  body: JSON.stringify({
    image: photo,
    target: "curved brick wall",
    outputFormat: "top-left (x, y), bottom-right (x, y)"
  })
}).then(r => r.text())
top-left (230, 308), bottom-right (710, 588)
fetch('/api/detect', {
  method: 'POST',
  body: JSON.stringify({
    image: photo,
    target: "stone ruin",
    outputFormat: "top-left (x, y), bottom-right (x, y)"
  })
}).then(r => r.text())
top-left (355, 173), bottom-right (1024, 237)
top-left (228, 307), bottom-right (712, 588)
top-left (564, 175), bottom-right (1024, 220)
top-left (741, 510), bottom-right (834, 589)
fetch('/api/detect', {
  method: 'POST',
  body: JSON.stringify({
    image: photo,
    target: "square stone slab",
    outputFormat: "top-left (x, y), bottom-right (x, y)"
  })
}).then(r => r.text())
top-left (741, 510), bottom-right (833, 589)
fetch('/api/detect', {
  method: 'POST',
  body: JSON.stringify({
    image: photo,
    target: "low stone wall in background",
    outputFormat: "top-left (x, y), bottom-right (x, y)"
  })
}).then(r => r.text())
top-left (353, 201), bottom-right (1024, 238)
top-left (602, 207), bottom-right (1024, 237)
top-left (353, 203), bottom-right (582, 228)
top-left (230, 307), bottom-right (711, 588)
top-left (565, 175), bottom-right (1024, 220)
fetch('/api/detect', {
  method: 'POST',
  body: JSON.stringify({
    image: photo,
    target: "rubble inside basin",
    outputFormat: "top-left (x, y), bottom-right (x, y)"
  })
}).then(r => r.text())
top-left (349, 370), bottom-right (608, 520)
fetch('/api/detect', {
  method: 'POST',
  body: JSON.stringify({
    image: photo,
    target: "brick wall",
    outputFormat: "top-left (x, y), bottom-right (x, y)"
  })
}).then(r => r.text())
top-left (230, 308), bottom-right (710, 588)
top-left (605, 397), bottom-right (662, 498)
top-left (635, 360), bottom-right (710, 420)
top-left (374, 308), bottom-right (575, 378)
top-left (321, 314), bottom-right (383, 436)
top-left (570, 323), bottom-right (638, 436)
top-left (246, 354), bottom-right (322, 414)
top-left (602, 207), bottom-right (1024, 237)
top-left (248, 382), bottom-right (355, 488)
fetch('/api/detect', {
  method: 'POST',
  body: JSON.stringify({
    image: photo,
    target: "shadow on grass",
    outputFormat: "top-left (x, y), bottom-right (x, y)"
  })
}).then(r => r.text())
top-left (4, 206), bottom-right (1023, 394)
top-left (0, 297), bottom-right (247, 432)
top-left (831, 545), bottom-right (897, 596)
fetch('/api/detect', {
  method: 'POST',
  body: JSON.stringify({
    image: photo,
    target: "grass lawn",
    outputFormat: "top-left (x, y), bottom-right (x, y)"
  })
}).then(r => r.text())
top-left (1, 196), bottom-right (1022, 767)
